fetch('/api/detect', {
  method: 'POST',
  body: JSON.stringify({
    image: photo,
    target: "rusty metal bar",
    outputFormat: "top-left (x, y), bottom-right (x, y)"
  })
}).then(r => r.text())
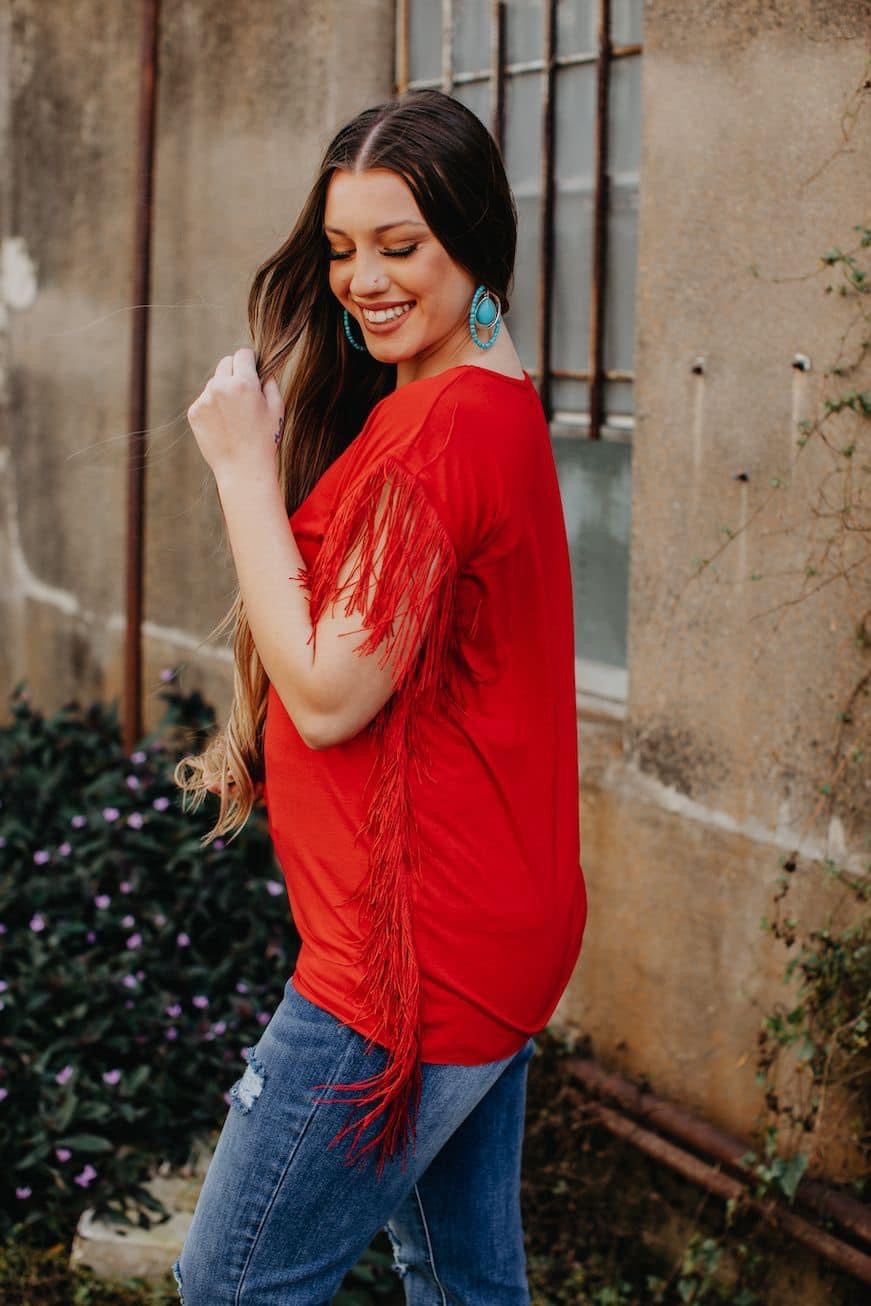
top-left (489, 0), bottom-right (506, 153)
top-left (441, 0), bottom-right (454, 94)
top-left (123, 0), bottom-right (160, 755)
top-left (571, 1056), bottom-right (871, 1263)
top-left (395, 0), bottom-right (409, 94)
top-left (536, 0), bottom-right (557, 421)
top-left (589, 1101), bottom-right (871, 1285)
top-left (587, 0), bottom-right (611, 443)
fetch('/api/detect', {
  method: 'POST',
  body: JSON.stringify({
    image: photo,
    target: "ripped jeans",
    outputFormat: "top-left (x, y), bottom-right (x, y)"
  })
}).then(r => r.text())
top-left (172, 974), bottom-right (535, 1305)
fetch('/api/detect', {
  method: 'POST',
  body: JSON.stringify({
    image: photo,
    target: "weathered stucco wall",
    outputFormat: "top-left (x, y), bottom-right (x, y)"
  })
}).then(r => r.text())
top-left (559, 0), bottom-right (870, 1174)
top-left (0, 0), bottom-right (395, 717)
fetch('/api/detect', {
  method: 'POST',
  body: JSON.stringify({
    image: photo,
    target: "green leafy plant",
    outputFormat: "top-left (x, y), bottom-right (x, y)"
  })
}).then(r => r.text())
top-left (0, 674), bottom-right (299, 1244)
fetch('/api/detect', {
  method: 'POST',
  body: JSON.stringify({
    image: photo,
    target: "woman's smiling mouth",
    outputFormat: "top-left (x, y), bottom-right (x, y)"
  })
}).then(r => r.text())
top-left (359, 300), bottom-right (415, 327)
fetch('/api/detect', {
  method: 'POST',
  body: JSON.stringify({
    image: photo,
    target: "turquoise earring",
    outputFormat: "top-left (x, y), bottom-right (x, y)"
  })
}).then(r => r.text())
top-left (469, 285), bottom-right (502, 350)
top-left (343, 307), bottom-right (368, 352)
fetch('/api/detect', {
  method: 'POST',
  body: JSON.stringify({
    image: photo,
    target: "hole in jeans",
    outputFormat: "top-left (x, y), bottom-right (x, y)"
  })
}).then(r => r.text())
top-left (229, 1045), bottom-right (267, 1114)
top-left (385, 1221), bottom-right (410, 1279)
top-left (171, 1255), bottom-right (185, 1303)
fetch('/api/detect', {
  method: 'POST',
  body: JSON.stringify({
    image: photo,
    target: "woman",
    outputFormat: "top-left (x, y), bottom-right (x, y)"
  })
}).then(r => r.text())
top-left (171, 88), bottom-right (587, 1306)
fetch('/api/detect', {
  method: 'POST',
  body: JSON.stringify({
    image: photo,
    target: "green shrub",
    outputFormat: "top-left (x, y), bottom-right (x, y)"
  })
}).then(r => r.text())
top-left (0, 675), bottom-right (299, 1244)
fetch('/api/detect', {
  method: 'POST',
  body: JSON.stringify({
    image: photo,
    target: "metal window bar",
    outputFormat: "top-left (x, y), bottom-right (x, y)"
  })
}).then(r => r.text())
top-left (394, 0), bottom-right (643, 442)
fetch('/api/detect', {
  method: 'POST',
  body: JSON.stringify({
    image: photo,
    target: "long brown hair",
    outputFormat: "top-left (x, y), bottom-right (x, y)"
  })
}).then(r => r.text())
top-left (173, 87), bottom-right (518, 843)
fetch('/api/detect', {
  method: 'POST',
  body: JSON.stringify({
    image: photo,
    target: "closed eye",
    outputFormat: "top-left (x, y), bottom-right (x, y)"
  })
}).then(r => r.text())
top-left (327, 243), bottom-right (420, 261)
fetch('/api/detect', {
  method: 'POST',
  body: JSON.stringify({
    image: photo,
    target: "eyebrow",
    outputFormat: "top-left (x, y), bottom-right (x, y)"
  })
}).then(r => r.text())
top-left (323, 220), bottom-right (427, 236)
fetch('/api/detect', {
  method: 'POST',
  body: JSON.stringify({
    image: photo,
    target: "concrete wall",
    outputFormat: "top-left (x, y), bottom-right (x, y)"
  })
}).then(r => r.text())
top-left (558, 0), bottom-right (870, 1175)
top-left (0, 0), bottom-right (395, 716)
top-left (1, 0), bottom-right (868, 1189)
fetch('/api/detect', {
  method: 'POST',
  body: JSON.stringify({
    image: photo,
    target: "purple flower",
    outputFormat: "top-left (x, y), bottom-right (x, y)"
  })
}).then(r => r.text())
top-left (29, 913), bottom-right (46, 933)
top-left (0, 836), bottom-right (5, 848)
top-left (55, 1147), bottom-right (71, 1162)
top-left (127, 811), bottom-right (144, 829)
top-left (56, 1065), bottom-right (74, 1085)
top-left (131, 749), bottom-right (147, 764)
top-left (165, 1002), bottom-right (182, 1018)
top-left (15, 1186), bottom-right (31, 1200)
top-left (153, 912), bottom-right (167, 927)
top-left (192, 994), bottom-right (209, 1009)
top-left (0, 981), bottom-right (7, 993)
top-left (124, 999), bottom-right (134, 1009)
top-left (212, 1020), bottom-right (227, 1036)
top-left (0, 1087), bottom-right (7, 1102)
top-left (86, 930), bottom-right (97, 944)
top-left (0, 923), bottom-right (6, 935)
top-left (125, 775), bottom-right (140, 790)
top-left (213, 838), bottom-right (225, 851)
top-left (256, 1012), bottom-right (270, 1026)
top-left (235, 981), bottom-right (249, 994)
top-left (166, 1027), bottom-right (178, 1041)
top-left (152, 796), bottom-right (170, 812)
top-left (176, 932), bottom-right (191, 948)
top-left (223, 1090), bottom-right (232, 1105)
top-left (102, 807), bottom-right (120, 823)
top-left (125, 932), bottom-right (142, 949)
top-left (94, 894), bottom-right (111, 909)
top-left (121, 914), bottom-right (136, 929)
top-left (71, 814), bottom-right (87, 828)
top-left (33, 849), bottom-right (50, 865)
top-left (122, 974), bottom-right (138, 989)
top-left (102, 1069), bottom-right (122, 1085)
top-left (120, 880), bottom-right (133, 894)
top-left (58, 841), bottom-right (72, 855)
top-left (265, 880), bottom-right (283, 897)
top-left (74, 1163), bottom-right (98, 1188)
top-left (159, 667), bottom-right (175, 681)
top-left (135, 969), bottom-right (145, 980)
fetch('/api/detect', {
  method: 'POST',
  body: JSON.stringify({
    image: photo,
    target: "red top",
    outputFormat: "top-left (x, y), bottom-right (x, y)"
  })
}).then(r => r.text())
top-left (263, 363), bottom-right (587, 1175)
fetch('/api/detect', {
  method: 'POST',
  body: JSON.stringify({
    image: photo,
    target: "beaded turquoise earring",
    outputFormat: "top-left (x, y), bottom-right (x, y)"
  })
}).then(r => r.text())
top-left (469, 286), bottom-right (502, 350)
top-left (343, 307), bottom-right (368, 352)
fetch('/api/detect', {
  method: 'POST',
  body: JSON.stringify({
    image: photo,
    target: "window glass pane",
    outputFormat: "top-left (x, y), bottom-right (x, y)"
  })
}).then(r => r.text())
top-left (505, 0), bottom-right (544, 63)
top-left (611, 0), bottom-right (644, 44)
top-left (604, 379), bottom-right (634, 418)
top-left (552, 188), bottom-right (593, 386)
top-left (451, 78), bottom-right (493, 132)
top-left (553, 438), bottom-right (632, 668)
top-left (502, 71), bottom-right (543, 365)
top-left (453, 0), bottom-right (492, 75)
top-left (603, 54), bottom-right (641, 382)
top-left (409, 0), bottom-right (442, 82)
top-left (556, 0), bottom-right (595, 55)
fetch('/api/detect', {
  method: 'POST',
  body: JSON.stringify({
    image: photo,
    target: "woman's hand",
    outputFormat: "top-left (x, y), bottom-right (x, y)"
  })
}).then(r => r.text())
top-left (187, 347), bottom-right (285, 485)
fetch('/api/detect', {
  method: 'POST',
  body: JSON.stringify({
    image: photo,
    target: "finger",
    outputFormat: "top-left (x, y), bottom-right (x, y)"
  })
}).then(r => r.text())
top-left (233, 347), bottom-right (259, 381)
top-left (214, 355), bottom-right (234, 379)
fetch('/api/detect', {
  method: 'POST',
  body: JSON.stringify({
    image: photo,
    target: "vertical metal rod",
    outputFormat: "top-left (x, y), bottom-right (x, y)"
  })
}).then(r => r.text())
top-left (588, 0), bottom-right (611, 442)
top-left (490, 0), bottom-right (506, 152)
top-left (395, 0), bottom-right (409, 94)
top-left (536, 0), bottom-right (557, 419)
top-left (124, 0), bottom-right (160, 755)
top-left (441, 0), bottom-right (454, 93)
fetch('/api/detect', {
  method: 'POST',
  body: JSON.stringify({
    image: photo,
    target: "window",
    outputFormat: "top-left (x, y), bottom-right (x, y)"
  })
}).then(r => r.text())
top-left (396, 0), bottom-right (643, 714)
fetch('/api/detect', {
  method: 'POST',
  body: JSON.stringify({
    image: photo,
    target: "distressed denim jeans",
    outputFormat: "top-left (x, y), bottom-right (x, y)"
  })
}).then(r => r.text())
top-left (172, 974), bottom-right (535, 1305)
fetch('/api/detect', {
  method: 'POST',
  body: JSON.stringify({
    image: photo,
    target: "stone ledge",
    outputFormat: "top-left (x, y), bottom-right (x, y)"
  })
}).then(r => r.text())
top-left (69, 1135), bottom-right (214, 1284)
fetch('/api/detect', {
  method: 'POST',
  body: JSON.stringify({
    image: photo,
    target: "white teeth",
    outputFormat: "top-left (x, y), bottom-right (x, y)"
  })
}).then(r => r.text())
top-left (362, 302), bottom-right (413, 324)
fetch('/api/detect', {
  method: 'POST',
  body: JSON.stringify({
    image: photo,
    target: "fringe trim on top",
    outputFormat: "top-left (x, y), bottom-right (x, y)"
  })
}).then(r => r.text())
top-left (292, 454), bottom-right (464, 1178)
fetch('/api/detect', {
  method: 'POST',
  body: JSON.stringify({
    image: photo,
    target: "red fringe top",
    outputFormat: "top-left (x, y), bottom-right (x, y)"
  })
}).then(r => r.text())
top-left (263, 364), bottom-right (587, 1178)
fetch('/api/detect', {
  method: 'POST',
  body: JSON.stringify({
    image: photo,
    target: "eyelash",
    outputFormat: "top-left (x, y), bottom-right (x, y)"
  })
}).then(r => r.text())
top-left (327, 243), bottom-right (419, 262)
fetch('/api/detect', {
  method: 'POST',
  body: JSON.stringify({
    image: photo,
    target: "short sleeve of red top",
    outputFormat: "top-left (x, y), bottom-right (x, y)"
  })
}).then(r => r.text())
top-left (263, 363), bottom-right (588, 1174)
